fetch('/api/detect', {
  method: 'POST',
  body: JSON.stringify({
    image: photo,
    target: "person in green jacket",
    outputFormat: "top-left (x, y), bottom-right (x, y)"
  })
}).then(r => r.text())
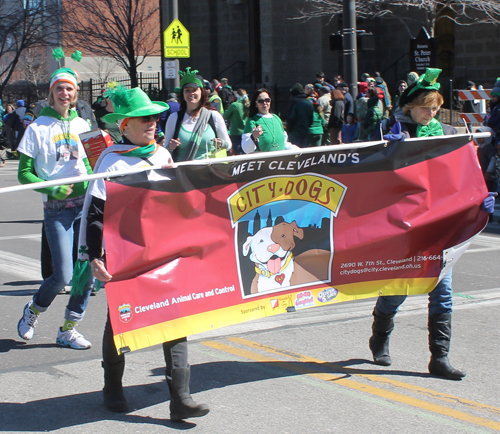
top-left (363, 87), bottom-right (384, 141)
top-left (223, 89), bottom-right (250, 154)
top-left (308, 99), bottom-right (325, 147)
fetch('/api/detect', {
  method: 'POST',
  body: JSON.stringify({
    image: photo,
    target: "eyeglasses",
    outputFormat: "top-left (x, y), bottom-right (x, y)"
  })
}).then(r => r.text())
top-left (257, 98), bottom-right (271, 104)
top-left (142, 115), bottom-right (159, 123)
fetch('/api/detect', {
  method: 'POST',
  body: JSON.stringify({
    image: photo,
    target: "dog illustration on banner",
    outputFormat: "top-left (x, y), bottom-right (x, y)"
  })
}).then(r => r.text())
top-left (243, 219), bottom-right (331, 294)
top-left (228, 174), bottom-right (347, 297)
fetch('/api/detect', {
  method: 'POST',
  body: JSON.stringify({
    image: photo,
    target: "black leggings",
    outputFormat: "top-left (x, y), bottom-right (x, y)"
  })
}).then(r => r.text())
top-left (102, 309), bottom-right (188, 372)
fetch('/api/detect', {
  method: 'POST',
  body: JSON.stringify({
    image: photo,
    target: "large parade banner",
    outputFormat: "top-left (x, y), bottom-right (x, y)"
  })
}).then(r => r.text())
top-left (103, 136), bottom-right (488, 353)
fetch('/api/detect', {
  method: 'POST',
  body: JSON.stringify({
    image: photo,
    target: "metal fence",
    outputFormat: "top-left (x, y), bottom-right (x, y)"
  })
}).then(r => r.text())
top-left (79, 73), bottom-right (162, 105)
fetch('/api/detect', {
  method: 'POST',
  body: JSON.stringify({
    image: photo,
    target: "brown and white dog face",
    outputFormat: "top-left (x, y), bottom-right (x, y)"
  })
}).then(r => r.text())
top-left (242, 221), bottom-right (304, 275)
top-left (271, 221), bottom-right (304, 251)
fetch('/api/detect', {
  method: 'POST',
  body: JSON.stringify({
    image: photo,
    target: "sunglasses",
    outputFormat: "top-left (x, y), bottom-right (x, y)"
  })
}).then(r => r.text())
top-left (257, 98), bottom-right (271, 104)
top-left (142, 115), bottom-right (159, 123)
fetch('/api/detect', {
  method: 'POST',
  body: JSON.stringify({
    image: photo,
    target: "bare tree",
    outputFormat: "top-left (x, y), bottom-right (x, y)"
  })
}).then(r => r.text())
top-left (22, 47), bottom-right (49, 99)
top-left (86, 57), bottom-right (119, 83)
top-left (292, 0), bottom-right (500, 37)
top-left (63, 0), bottom-right (160, 88)
top-left (0, 0), bottom-right (61, 98)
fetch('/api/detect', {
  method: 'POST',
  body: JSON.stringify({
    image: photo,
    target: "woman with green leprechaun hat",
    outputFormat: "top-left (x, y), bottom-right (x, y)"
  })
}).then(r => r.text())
top-left (77, 84), bottom-right (209, 420)
top-left (16, 67), bottom-right (95, 350)
top-left (369, 67), bottom-right (496, 380)
top-left (165, 67), bottom-right (231, 161)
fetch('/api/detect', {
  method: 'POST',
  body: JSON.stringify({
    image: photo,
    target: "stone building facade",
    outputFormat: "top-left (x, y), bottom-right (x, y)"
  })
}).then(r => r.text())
top-left (173, 0), bottom-right (499, 114)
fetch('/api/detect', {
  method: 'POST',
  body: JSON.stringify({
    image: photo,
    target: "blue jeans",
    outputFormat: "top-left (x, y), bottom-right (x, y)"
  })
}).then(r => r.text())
top-left (230, 135), bottom-right (243, 155)
top-left (32, 202), bottom-right (93, 322)
top-left (375, 270), bottom-right (453, 316)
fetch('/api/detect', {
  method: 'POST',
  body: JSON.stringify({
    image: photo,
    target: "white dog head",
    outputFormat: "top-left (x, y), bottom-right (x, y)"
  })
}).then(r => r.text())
top-left (243, 227), bottom-right (289, 275)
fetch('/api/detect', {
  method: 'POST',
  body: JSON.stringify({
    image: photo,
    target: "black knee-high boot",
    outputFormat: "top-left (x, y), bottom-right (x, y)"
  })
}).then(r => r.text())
top-left (102, 312), bottom-right (128, 412)
top-left (369, 307), bottom-right (396, 366)
top-left (428, 313), bottom-right (466, 380)
top-left (163, 338), bottom-right (209, 421)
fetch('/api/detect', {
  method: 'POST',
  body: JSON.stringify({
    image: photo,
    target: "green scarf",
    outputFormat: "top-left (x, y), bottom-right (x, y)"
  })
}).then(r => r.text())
top-left (416, 118), bottom-right (444, 137)
top-left (39, 106), bottom-right (78, 121)
top-left (116, 143), bottom-right (158, 158)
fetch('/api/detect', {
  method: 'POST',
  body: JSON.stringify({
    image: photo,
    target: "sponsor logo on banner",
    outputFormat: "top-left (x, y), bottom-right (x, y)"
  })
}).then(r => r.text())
top-left (317, 287), bottom-right (339, 303)
top-left (228, 174), bottom-right (346, 298)
top-left (118, 304), bottom-right (132, 323)
top-left (295, 290), bottom-right (316, 309)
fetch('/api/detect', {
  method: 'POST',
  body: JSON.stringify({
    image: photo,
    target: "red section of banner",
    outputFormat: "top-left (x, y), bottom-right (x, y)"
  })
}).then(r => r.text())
top-left (102, 139), bottom-right (488, 352)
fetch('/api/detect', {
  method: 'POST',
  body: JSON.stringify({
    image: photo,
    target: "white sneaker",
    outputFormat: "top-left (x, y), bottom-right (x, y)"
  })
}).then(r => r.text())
top-left (56, 326), bottom-right (92, 350)
top-left (17, 301), bottom-right (39, 340)
top-left (59, 285), bottom-right (72, 294)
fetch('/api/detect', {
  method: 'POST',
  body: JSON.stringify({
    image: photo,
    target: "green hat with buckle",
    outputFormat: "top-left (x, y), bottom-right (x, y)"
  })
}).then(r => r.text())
top-left (102, 84), bottom-right (168, 123)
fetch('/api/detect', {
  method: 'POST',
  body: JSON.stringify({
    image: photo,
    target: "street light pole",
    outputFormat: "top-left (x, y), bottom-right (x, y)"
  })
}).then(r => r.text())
top-left (343, 0), bottom-right (358, 99)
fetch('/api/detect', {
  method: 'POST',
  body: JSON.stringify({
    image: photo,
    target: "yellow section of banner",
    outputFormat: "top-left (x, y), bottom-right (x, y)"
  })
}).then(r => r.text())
top-left (228, 174), bottom-right (347, 224)
top-left (113, 277), bottom-right (437, 353)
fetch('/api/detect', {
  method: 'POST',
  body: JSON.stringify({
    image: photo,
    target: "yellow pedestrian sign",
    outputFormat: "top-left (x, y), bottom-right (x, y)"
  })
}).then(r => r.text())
top-left (164, 19), bottom-right (190, 58)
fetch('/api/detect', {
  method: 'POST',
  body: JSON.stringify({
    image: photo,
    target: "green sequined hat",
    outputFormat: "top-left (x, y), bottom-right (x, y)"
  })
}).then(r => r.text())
top-left (399, 68), bottom-right (442, 107)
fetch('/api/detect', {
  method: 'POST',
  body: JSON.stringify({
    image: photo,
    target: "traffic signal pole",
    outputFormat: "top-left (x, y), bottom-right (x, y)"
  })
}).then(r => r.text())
top-left (343, 0), bottom-right (358, 99)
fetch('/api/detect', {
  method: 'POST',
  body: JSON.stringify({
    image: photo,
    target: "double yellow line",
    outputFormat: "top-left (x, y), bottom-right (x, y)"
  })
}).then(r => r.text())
top-left (202, 337), bottom-right (500, 431)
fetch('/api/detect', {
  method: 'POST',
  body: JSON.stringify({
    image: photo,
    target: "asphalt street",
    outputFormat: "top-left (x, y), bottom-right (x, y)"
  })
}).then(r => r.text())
top-left (0, 159), bottom-right (499, 434)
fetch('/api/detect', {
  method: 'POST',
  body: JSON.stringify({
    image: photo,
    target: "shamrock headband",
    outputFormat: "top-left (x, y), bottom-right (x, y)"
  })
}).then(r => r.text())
top-left (49, 68), bottom-right (78, 92)
top-left (399, 68), bottom-right (442, 108)
top-left (179, 67), bottom-right (203, 89)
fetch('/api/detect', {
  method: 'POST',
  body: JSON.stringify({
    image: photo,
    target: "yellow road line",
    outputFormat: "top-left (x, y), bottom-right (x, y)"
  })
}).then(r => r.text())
top-left (228, 337), bottom-right (500, 416)
top-left (201, 339), bottom-right (500, 431)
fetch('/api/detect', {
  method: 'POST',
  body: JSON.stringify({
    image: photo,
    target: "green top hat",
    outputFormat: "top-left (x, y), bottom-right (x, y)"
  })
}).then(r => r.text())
top-left (102, 86), bottom-right (169, 123)
top-left (399, 68), bottom-right (442, 108)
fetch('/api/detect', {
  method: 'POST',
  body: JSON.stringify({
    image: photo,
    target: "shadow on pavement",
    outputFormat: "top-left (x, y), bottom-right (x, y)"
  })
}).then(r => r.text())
top-left (0, 220), bottom-right (43, 224)
top-left (1, 280), bottom-right (42, 287)
top-left (0, 383), bottom-right (199, 431)
top-left (0, 339), bottom-right (60, 353)
top-left (0, 358), bottom-right (439, 431)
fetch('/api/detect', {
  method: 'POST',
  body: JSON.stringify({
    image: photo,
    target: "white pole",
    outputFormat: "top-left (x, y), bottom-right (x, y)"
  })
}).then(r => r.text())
top-left (0, 164), bottom-right (165, 195)
top-left (0, 133), bottom-right (490, 195)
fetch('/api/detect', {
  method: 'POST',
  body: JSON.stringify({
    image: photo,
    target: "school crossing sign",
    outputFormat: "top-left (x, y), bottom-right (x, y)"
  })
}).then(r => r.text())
top-left (164, 19), bottom-right (190, 58)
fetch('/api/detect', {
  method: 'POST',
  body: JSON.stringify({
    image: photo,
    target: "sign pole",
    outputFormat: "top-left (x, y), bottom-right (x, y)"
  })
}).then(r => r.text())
top-left (160, 0), bottom-right (181, 94)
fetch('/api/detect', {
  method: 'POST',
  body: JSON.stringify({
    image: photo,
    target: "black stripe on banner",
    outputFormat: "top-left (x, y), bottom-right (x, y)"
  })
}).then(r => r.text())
top-left (110, 135), bottom-right (472, 194)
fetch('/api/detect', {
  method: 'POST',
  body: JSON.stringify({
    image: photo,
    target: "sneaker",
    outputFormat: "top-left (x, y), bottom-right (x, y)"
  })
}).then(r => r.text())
top-left (18, 301), bottom-right (39, 340)
top-left (56, 326), bottom-right (92, 350)
top-left (59, 285), bottom-right (71, 294)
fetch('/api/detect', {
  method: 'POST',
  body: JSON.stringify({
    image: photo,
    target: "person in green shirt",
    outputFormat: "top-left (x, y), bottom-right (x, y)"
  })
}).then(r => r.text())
top-left (241, 88), bottom-right (298, 153)
top-left (223, 89), bottom-right (250, 154)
